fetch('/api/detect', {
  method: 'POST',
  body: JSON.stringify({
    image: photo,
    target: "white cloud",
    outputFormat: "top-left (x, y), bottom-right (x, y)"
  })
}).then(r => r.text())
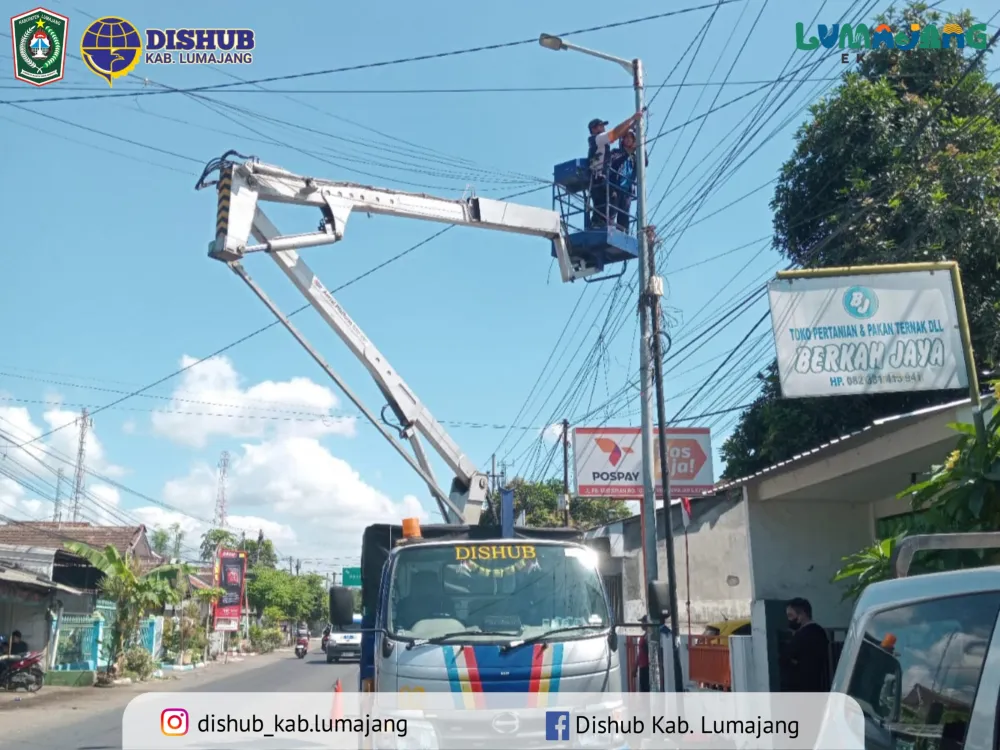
top-left (0, 402), bottom-right (125, 524)
top-left (160, 435), bottom-right (426, 562)
top-left (541, 423), bottom-right (565, 443)
top-left (122, 419), bottom-right (137, 435)
top-left (150, 355), bottom-right (357, 448)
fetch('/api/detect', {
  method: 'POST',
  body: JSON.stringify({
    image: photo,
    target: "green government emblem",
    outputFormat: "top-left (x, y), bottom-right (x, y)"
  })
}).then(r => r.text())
top-left (11, 8), bottom-right (69, 86)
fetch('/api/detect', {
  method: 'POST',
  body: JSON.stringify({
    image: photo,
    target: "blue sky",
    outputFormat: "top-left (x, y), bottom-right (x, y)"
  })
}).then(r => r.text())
top-left (2, 1), bottom-right (997, 571)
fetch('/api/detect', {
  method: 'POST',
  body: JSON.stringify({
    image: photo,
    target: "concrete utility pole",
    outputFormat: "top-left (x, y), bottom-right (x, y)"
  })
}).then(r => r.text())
top-left (71, 408), bottom-right (91, 522)
top-left (52, 468), bottom-right (64, 522)
top-left (539, 33), bottom-right (663, 693)
top-left (562, 419), bottom-right (571, 527)
top-left (648, 227), bottom-right (685, 692)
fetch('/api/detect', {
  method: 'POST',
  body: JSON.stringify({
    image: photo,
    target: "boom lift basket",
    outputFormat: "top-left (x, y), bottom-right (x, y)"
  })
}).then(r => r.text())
top-left (551, 158), bottom-right (639, 275)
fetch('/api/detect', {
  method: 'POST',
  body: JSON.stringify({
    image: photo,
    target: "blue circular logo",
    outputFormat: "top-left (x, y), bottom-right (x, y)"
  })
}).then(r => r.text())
top-left (80, 17), bottom-right (142, 87)
top-left (843, 286), bottom-right (879, 319)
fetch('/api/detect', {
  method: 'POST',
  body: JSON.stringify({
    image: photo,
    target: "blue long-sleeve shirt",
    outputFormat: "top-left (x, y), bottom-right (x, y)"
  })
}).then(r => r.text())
top-left (608, 147), bottom-right (648, 194)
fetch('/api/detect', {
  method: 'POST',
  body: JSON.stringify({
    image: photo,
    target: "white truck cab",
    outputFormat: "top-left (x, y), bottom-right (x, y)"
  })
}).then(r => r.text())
top-left (830, 533), bottom-right (1000, 750)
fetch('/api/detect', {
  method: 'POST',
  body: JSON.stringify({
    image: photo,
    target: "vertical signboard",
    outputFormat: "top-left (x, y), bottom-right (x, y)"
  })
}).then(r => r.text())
top-left (767, 264), bottom-right (971, 398)
top-left (573, 426), bottom-right (714, 499)
top-left (213, 549), bottom-right (247, 632)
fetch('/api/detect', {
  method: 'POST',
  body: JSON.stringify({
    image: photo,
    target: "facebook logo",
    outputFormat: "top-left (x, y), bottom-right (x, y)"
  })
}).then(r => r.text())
top-left (545, 711), bottom-right (570, 741)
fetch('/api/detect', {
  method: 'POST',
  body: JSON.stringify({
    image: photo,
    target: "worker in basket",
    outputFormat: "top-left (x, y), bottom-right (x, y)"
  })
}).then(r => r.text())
top-left (587, 111), bottom-right (643, 228)
top-left (607, 127), bottom-right (648, 233)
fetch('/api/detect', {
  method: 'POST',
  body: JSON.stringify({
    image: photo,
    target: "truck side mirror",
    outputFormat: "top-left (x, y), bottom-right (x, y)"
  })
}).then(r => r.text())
top-left (329, 586), bottom-right (354, 626)
top-left (647, 580), bottom-right (670, 621)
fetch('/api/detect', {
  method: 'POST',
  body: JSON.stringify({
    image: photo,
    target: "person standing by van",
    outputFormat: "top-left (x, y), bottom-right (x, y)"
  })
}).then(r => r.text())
top-left (783, 597), bottom-right (831, 691)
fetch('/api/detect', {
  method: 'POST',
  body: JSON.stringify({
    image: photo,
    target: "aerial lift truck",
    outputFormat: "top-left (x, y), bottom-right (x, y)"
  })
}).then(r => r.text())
top-left (197, 152), bottom-right (641, 719)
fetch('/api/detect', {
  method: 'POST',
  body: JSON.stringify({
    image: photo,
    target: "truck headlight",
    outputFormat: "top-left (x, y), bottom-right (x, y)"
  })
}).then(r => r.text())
top-left (372, 720), bottom-right (437, 750)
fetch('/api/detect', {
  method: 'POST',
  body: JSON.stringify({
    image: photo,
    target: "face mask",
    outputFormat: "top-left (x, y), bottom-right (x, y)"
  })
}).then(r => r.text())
top-left (788, 620), bottom-right (801, 631)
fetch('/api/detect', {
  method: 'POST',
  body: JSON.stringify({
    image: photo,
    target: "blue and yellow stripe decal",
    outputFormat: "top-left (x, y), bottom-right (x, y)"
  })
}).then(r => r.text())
top-left (442, 643), bottom-right (565, 705)
top-left (528, 643), bottom-right (564, 707)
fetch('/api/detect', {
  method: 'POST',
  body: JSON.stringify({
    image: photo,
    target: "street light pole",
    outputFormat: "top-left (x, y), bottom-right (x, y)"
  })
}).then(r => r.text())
top-left (539, 34), bottom-right (665, 693)
top-left (629, 57), bottom-right (665, 695)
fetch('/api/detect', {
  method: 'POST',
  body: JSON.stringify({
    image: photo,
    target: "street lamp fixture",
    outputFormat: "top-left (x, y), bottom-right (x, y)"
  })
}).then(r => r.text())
top-left (537, 32), bottom-right (684, 695)
top-left (538, 34), bottom-right (564, 51)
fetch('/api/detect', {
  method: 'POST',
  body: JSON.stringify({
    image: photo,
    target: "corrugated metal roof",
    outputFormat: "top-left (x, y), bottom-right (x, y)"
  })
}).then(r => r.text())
top-left (0, 564), bottom-right (84, 595)
top-left (708, 397), bottom-right (981, 495)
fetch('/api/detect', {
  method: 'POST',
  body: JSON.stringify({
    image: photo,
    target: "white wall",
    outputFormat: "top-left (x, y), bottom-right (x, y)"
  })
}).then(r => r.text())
top-left (659, 497), bottom-right (752, 627)
top-left (0, 600), bottom-right (49, 652)
top-left (746, 498), bottom-right (872, 628)
top-left (613, 495), bottom-right (752, 631)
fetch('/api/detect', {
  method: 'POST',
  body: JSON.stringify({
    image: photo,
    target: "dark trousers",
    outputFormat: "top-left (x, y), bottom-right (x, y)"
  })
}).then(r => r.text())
top-left (590, 179), bottom-right (610, 227)
top-left (638, 665), bottom-right (650, 692)
top-left (611, 189), bottom-right (632, 232)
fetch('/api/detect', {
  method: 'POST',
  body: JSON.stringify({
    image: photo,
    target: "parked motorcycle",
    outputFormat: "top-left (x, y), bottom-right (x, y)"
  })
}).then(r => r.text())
top-left (0, 651), bottom-right (45, 692)
top-left (295, 636), bottom-right (309, 659)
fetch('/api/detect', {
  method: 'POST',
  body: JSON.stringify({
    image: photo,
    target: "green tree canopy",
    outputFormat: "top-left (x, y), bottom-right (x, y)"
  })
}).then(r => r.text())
top-left (722, 2), bottom-right (1000, 480)
top-left (199, 528), bottom-right (239, 561)
top-left (246, 566), bottom-right (327, 623)
top-left (149, 527), bottom-right (171, 557)
top-left (479, 478), bottom-right (631, 529)
top-left (244, 536), bottom-right (279, 569)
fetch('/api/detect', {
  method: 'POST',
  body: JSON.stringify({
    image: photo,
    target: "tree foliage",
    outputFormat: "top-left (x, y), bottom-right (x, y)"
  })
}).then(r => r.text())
top-left (64, 542), bottom-right (189, 673)
top-left (198, 528), bottom-right (278, 568)
top-left (722, 2), bottom-right (1000, 480)
top-left (149, 528), bottom-right (170, 557)
top-left (200, 529), bottom-right (239, 561)
top-left (246, 566), bottom-right (327, 623)
top-left (833, 383), bottom-right (1000, 598)
top-left (479, 478), bottom-right (631, 529)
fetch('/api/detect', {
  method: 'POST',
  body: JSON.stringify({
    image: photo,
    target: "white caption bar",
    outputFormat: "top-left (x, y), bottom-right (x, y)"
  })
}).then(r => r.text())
top-left (124, 691), bottom-right (864, 749)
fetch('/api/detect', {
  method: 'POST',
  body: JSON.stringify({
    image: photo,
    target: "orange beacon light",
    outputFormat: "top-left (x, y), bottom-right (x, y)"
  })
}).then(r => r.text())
top-left (402, 518), bottom-right (422, 539)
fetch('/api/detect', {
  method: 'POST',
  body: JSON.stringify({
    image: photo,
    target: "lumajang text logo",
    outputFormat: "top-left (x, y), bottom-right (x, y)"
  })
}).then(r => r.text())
top-left (144, 28), bottom-right (254, 65)
top-left (796, 20), bottom-right (990, 63)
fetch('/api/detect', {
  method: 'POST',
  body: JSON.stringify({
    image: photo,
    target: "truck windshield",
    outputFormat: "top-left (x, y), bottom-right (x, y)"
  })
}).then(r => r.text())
top-left (844, 591), bottom-right (1000, 748)
top-left (387, 542), bottom-right (609, 642)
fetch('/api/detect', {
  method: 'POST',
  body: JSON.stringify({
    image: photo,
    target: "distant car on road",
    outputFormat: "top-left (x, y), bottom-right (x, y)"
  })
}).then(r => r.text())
top-left (325, 614), bottom-right (362, 663)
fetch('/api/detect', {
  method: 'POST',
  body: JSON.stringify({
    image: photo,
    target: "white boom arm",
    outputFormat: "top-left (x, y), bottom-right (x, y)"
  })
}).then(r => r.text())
top-left (202, 157), bottom-right (577, 525)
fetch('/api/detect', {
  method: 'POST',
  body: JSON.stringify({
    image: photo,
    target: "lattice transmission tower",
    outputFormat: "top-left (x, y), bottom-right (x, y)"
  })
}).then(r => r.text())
top-left (214, 451), bottom-right (230, 528)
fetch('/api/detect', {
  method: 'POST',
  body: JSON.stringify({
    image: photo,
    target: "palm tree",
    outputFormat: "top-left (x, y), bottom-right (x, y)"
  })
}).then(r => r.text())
top-left (64, 542), bottom-right (191, 675)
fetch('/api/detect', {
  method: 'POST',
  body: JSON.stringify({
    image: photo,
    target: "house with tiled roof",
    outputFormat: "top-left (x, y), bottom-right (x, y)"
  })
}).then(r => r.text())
top-left (0, 521), bottom-right (157, 612)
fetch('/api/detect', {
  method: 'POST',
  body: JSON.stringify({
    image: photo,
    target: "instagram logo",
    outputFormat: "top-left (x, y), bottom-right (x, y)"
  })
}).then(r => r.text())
top-left (161, 708), bottom-right (189, 736)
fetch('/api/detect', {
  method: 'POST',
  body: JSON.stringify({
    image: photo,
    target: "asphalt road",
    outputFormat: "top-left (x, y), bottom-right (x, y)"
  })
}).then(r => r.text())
top-left (2, 644), bottom-right (359, 750)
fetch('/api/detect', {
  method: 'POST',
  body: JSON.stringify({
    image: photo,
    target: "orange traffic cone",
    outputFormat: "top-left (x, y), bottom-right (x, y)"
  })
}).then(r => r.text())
top-left (331, 678), bottom-right (343, 721)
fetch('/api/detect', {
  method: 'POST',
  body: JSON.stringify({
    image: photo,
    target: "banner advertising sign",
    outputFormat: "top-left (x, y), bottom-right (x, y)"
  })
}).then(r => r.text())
top-left (213, 549), bottom-right (247, 632)
top-left (573, 427), bottom-right (714, 499)
top-left (767, 267), bottom-right (969, 398)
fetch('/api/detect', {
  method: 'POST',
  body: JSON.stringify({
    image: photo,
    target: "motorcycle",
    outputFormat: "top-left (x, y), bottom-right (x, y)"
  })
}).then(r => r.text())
top-left (295, 636), bottom-right (309, 659)
top-left (0, 651), bottom-right (45, 692)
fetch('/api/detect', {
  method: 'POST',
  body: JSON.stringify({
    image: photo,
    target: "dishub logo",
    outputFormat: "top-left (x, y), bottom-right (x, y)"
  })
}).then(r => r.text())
top-left (594, 437), bottom-right (633, 467)
top-left (796, 20), bottom-right (989, 61)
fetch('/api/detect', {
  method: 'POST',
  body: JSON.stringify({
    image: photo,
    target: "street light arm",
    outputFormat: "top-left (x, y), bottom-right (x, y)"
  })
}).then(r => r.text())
top-left (538, 33), bottom-right (634, 74)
